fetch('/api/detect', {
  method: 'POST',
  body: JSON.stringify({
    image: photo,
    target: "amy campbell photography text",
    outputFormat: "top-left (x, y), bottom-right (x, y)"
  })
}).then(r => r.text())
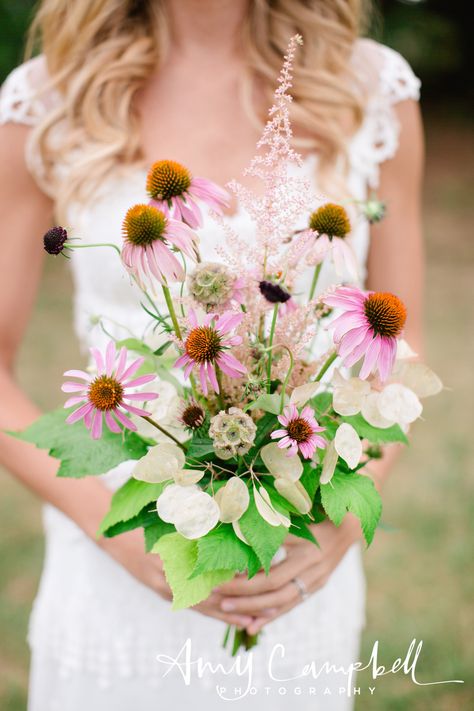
top-left (155, 638), bottom-right (464, 701)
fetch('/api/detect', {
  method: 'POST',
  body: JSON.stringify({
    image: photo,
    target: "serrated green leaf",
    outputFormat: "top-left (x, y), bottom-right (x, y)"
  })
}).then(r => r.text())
top-left (102, 507), bottom-right (158, 538)
top-left (238, 488), bottom-right (288, 573)
top-left (98, 478), bottom-right (166, 536)
top-left (186, 435), bottom-right (216, 462)
top-left (341, 414), bottom-right (408, 444)
top-left (153, 533), bottom-right (234, 609)
top-left (300, 462), bottom-right (321, 500)
top-left (320, 470), bottom-right (382, 545)
top-left (310, 391), bottom-right (333, 415)
top-left (190, 525), bottom-right (260, 578)
top-left (9, 407), bottom-right (149, 478)
top-left (115, 338), bottom-right (154, 356)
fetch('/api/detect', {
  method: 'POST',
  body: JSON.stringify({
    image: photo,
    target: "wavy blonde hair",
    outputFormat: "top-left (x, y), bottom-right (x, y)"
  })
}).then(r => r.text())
top-left (26, 0), bottom-right (372, 220)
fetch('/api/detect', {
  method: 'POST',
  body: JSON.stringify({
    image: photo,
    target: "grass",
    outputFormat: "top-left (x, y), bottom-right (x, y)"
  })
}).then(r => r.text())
top-left (0, 113), bottom-right (473, 709)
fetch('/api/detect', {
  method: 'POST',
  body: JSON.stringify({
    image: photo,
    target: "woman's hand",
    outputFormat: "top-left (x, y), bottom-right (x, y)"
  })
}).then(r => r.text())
top-left (214, 514), bottom-right (362, 635)
top-left (100, 528), bottom-right (255, 629)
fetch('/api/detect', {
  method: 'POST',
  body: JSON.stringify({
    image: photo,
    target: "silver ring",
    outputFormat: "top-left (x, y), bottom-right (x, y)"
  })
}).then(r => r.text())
top-left (291, 576), bottom-right (309, 601)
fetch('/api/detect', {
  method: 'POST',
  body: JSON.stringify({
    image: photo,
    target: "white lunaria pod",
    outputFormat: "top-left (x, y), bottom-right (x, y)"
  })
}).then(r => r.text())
top-left (214, 477), bottom-right (250, 523)
top-left (156, 483), bottom-right (199, 523)
top-left (260, 442), bottom-right (303, 482)
top-left (173, 491), bottom-right (220, 539)
top-left (334, 423), bottom-right (362, 470)
top-left (254, 485), bottom-right (291, 528)
top-left (392, 361), bottom-right (443, 398)
top-left (274, 477), bottom-right (312, 514)
top-left (377, 383), bottom-right (423, 425)
top-left (333, 375), bottom-right (371, 417)
top-left (361, 392), bottom-right (395, 429)
top-left (133, 442), bottom-right (185, 483)
top-left (232, 520), bottom-right (250, 545)
top-left (173, 468), bottom-right (205, 486)
top-left (290, 381), bottom-right (319, 407)
top-left (320, 439), bottom-right (339, 485)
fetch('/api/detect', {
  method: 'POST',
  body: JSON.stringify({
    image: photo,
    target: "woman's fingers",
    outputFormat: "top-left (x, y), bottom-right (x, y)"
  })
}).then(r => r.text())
top-left (220, 581), bottom-right (299, 614)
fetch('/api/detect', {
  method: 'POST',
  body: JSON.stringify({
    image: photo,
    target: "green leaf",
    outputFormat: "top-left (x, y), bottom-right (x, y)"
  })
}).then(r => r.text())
top-left (153, 341), bottom-right (172, 356)
top-left (300, 462), bottom-right (321, 500)
top-left (246, 393), bottom-right (285, 415)
top-left (320, 470), bottom-right (382, 545)
top-left (191, 525), bottom-right (260, 578)
top-left (153, 533), bottom-right (234, 609)
top-left (144, 518), bottom-right (176, 552)
top-left (341, 414), bottom-right (408, 444)
top-left (310, 391), bottom-right (333, 416)
top-left (102, 507), bottom-right (158, 538)
top-left (115, 338), bottom-right (154, 356)
top-left (186, 435), bottom-right (216, 462)
top-left (238, 488), bottom-right (288, 573)
top-left (10, 407), bottom-right (149, 479)
top-left (98, 478), bottom-right (166, 536)
top-left (289, 517), bottom-right (318, 545)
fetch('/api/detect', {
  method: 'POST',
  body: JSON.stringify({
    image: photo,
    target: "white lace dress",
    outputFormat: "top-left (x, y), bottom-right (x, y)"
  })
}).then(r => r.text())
top-left (0, 39), bottom-right (420, 711)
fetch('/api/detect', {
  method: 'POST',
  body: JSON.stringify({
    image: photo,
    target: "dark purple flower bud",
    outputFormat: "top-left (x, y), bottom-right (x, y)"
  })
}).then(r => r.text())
top-left (43, 226), bottom-right (68, 255)
top-left (259, 280), bottom-right (291, 304)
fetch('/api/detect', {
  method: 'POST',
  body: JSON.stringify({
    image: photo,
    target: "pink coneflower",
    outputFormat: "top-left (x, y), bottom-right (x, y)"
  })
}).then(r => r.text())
top-left (270, 404), bottom-right (326, 459)
top-left (62, 341), bottom-right (158, 439)
top-left (324, 286), bottom-right (407, 381)
top-left (305, 203), bottom-right (358, 280)
top-left (146, 160), bottom-right (230, 229)
top-left (121, 203), bottom-right (199, 287)
top-left (174, 309), bottom-right (246, 395)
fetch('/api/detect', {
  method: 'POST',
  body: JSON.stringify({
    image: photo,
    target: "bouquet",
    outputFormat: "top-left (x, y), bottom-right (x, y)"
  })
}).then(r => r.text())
top-left (13, 36), bottom-right (442, 656)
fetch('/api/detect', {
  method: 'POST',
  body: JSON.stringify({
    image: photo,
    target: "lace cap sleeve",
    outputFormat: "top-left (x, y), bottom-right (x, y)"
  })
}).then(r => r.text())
top-left (349, 38), bottom-right (421, 189)
top-left (0, 56), bottom-right (54, 127)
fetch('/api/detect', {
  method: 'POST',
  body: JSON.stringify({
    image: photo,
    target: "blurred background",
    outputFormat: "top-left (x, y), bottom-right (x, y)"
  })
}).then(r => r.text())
top-left (0, 0), bottom-right (472, 709)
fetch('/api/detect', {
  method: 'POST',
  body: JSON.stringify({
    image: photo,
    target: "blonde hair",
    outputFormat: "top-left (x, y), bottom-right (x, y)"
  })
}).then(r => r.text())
top-left (26, 0), bottom-right (372, 220)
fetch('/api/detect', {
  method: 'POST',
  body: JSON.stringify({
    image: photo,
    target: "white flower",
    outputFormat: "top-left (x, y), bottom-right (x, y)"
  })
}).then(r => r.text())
top-left (156, 483), bottom-right (219, 539)
top-left (214, 477), bottom-right (250, 523)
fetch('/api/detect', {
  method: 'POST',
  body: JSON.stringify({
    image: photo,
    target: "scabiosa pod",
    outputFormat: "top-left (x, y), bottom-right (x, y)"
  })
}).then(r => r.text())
top-left (270, 404), bottom-right (326, 459)
top-left (61, 340), bottom-right (158, 439)
top-left (43, 226), bottom-right (69, 255)
top-left (258, 280), bottom-right (297, 316)
top-left (121, 203), bottom-right (199, 287)
top-left (305, 203), bottom-right (358, 281)
top-left (146, 159), bottom-right (230, 229)
top-left (174, 309), bottom-right (247, 395)
top-left (324, 286), bottom-right (407, 382)
top-left (188, 262), bottom-right (245, 308)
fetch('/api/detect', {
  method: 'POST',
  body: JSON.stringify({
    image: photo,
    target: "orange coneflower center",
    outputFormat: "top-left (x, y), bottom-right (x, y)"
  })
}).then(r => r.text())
top-left (309, 203), bottom-right (351, 239)
top-left (122, 204), bottom-right (167, 247)
top-left (185, 326), bottom-right (222, 363)
top-left (88, 375), bottom-right (124, 411)
top-left (147, 160), bottom-right (192, 201)
top-left (364, 292), bottom-right (407, 338)
top-left (286, 417), bottom-right (313, 443)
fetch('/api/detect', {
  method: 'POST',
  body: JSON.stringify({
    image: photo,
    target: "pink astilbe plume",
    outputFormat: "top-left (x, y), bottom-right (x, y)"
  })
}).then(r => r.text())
top-left (62, 341), bottom-right (158, 439)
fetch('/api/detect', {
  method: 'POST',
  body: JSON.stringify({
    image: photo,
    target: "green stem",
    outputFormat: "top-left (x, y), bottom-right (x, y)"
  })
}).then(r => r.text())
top-left (161, 284), bottom-right (182, 339)
top-left (266, 304), bottom-right (279, 392)
top-left (279, 346), bottom-right (294, 413)
top-left (140, 415), bottom-right (186, 450)
top-left (66, 242), bottom-right (122, 256)
top-left (215, 367), bottom-right (225, 411)
top-left (308, 263), bottom-right (322, 302)
top-left (315, 351), bottom-right (338, 382)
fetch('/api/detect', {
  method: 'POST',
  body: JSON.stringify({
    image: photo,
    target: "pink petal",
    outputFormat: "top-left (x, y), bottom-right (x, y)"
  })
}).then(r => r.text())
top-left (64, 395), bottom-right (87, 408)
top-left (123, 392), bottom-right (159, 401)
top-left (120, 356), bottom-right (145, 383)
top-left (359, 336), bottom-right (382, 379)
top-left (215, 311), bottom-right (244, 334)
top-left (63, 369), bottom-right (91, 381)
top-left (114, 408), bottom-right (137, 431)
top-left (121, 402), bottom-right (151, 417)
top-left (114, 347), bottom-right (128, 380)
top-left (61, 381), bottom-right (87, 393)
top-left (123, 373), bottom-right (157, 388)
top-left (91, 409), bottom-right (103, 439)
top-left (105, 411), bottom-right (122, 434)
top-left (206, 362), bottom-right (219, 392)
top-left (271, 429), bottom-right (288, 439)
top-left (337, 325), bottom-right (370, 359)
top-left (175, 353), bottom-right (191, 369)
top-left (66, 402), bottom-right (94, 424)
top-left (216, 352), bottom-right (246, 377)
top-left (90, 348), bottom-right (105, 375)
top-left (199, 363), bottom-right (209, 395)
top-left (341, 330), bottom-right (374, 367)
top-left (105, 341), bottom-right (116, 377)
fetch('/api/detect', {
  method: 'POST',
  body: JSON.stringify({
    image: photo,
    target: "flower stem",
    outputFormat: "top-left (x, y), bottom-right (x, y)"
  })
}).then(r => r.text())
top-left (66, 242), bottom-right (122, 256)
top-left (266, 304), bottom-right (279, 392)
top-left (314, 351), bottom-right (338, 382)
top-left (308, 263), bottom-right (322, 302)
top-left (215, 367), bottom-right (225, 411)
top-left (161, 285), bottom-right (182, 339)
top-left (140, 415), bottom-right (186, 450)
top-left (280, 346), bottom-right (294, 413)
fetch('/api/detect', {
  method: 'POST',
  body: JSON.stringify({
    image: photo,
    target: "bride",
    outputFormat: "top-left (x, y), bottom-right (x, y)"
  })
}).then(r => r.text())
top-left (0, 0), bottom-right (424, 709)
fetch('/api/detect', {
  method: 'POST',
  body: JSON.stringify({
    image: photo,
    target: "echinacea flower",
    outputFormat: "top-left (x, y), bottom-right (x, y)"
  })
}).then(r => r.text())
top-left (324, 286), bottom-right (407, 381)
top-left (179, 399), bottom-right (206, 431)
top-left (305, 203), bottom-right (358, 279)
top-left (121, 203), bottom-right (199, 287)
top-left (62, 341), bottom-right (158, 439)
top-left (270, 404), bottom-right (326, 459)
top-left (174, 309), bottom-right (246, 395)
top-left (146, 159), bottom-right (230, 229)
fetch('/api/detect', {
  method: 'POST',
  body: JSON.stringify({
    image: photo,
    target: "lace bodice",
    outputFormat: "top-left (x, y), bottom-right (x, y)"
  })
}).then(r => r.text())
top-left (0, 39), bottom-right (420, 359)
